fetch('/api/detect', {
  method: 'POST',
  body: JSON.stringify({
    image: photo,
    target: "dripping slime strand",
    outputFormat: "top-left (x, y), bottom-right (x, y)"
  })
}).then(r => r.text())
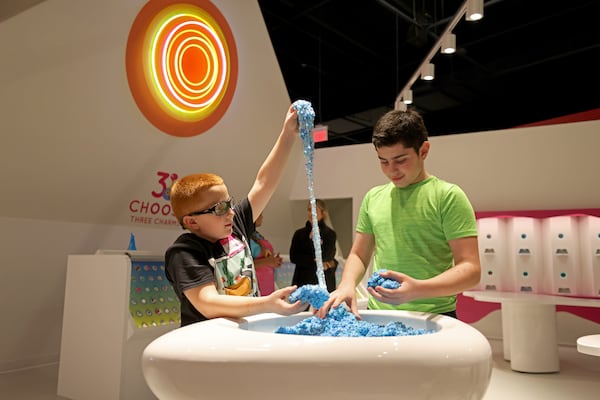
top-left (293, 100), bottom-right (326, 290)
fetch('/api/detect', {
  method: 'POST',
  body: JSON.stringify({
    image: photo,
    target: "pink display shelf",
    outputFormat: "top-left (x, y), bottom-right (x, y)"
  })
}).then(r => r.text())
top-left (460, 208), bottom-right (600, 325)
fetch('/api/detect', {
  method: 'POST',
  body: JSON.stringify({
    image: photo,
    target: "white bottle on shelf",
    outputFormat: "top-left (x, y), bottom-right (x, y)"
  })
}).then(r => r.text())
top-left (542, 215), bottom-right (581, 295)
top-left (578, 215), bottom-right (600, 297)
top-left (507, 217), bottom-right (543, 293)
top-left (477, 217), bottom-right (511, 291)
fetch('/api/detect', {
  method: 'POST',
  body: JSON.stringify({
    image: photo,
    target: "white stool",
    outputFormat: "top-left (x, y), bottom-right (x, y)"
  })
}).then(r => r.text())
top-left (577, 334), bottom-right (600, 356)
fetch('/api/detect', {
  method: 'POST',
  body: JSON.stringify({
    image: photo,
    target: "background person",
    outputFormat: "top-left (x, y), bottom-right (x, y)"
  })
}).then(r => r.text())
top-left (290, 199), bottom-right (338, 293)
top-left (249, 212), bottom-right (282, 296)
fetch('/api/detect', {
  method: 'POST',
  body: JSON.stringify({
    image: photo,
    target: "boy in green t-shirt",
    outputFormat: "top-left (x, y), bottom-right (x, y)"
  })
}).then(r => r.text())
top-left (317, 109), bottom-right (481, 319)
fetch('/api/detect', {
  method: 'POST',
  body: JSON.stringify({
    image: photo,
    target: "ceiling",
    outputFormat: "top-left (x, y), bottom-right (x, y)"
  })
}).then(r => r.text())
top-left (257, 0), bottom-right (600, 147)
top-left (3, 1), bottom-right (599, 148)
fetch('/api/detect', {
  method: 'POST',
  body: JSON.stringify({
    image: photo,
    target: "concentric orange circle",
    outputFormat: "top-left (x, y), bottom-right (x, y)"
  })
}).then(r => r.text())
top-left (126, 0), bottom-right (238, 137)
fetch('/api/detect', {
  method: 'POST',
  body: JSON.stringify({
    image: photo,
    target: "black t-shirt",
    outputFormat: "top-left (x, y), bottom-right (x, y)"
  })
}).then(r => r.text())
top-left (165, 197), bottom-right (256, 326)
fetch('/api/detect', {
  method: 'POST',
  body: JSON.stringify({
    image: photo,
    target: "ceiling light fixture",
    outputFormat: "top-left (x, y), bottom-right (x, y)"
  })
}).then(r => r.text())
top-left (441, 33), bottom-right (456, 54)
top-left (394, 0), bottom-right (485, 110)
top-left (421, 63), bottom-right (435, 81)
top-left (466, 0), bottom-right (484, 21)
top-left (393, 91), bottom-right (408, 110)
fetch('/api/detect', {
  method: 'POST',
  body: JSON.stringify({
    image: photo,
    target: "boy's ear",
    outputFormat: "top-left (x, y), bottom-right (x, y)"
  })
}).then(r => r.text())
top-left (420, 141), bottom-right (431, 159)
top-left (182, 215), bottom-right (195, 229)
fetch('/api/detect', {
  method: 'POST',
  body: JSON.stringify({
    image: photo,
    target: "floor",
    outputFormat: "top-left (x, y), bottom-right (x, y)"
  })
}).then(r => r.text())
top-left (0, 339), bottom-right (599, 400)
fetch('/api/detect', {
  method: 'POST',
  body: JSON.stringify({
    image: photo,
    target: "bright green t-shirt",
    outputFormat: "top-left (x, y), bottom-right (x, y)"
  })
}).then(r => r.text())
top-left (357, 175), bottom-right (477, 314)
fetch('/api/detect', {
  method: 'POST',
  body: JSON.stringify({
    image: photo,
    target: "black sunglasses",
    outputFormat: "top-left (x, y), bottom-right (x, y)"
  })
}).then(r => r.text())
top-left (187, 198), bottom-right (234, 217)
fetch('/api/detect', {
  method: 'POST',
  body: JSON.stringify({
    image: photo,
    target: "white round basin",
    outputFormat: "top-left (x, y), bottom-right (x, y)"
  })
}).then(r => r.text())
top-left (142, 310), bottom-right (492, 400)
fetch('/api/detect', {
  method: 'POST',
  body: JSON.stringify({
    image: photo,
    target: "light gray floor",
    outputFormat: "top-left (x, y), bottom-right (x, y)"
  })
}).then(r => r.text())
top-left (1, 338), bottom-right (599, 400)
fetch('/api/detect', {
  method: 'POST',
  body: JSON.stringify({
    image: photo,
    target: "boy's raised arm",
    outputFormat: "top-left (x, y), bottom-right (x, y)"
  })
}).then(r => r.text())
top-left (248, 104), bottom-right (299, 220)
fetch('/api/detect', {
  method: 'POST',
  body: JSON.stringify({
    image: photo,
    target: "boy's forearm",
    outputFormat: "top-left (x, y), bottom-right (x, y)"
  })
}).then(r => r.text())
top-left (200, 295), bottom-right (271, 319)
top-left (255, 128), bottom-right (295, 188)
top-left (418, 261), bottom-right (481, 298)
top-left (249, 122), bottom-right (297, 217)
top-left (339, 253), bottom-right (367, 288)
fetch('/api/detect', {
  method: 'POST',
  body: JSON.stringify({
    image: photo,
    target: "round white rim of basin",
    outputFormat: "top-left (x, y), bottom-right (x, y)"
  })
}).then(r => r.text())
top-left (143, 310), bottom-right (491, 364)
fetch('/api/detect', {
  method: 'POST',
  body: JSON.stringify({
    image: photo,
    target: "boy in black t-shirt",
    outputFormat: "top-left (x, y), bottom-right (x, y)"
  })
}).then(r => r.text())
top-left (166, 104), bottom-right (306, 326)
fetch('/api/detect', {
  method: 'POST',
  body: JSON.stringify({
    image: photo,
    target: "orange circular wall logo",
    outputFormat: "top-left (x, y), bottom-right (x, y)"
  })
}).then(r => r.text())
top-left (126, 0), bottom-right (238, 137)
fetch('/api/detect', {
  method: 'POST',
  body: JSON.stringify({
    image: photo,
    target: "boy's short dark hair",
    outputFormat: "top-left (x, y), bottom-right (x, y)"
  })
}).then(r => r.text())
top-left (372, 109), bottom-right (429, 153)
top-left (170, 173), bottom-right (224, 224)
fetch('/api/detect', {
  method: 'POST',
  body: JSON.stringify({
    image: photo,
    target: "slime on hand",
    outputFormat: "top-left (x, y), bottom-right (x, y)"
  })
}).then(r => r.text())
top-left (284, 270), bottom-right (426, 337)
top-left (367, 269), bottom-right (401, 289)
top-left (289, 284), bottom-right (329, 309)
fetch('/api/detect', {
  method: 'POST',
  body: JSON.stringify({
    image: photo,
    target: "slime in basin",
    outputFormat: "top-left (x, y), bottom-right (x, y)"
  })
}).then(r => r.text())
top-left (279, 284), bottom-right (430, 337)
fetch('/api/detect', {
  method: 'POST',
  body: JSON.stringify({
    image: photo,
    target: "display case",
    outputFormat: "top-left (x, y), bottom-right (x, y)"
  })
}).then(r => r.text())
top-left (507, 217), bottom-right (543, 293)
top-left (542, 216), bottom-right (581, 295)
top-left (578, 215), bottom-right (600, 297)
top-left (477, 217), bottom-right (511, 291)
top-left (57, 251), bottom-right (180, 400)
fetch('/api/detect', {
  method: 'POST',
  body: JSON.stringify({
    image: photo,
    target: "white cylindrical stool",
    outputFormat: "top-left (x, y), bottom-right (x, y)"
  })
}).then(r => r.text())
top-left (508, 303), bottom-right (559, 373)
top-left (501, 303), bottom-right (512, 361)
top-left (577, 334), bottom-right (600, 356)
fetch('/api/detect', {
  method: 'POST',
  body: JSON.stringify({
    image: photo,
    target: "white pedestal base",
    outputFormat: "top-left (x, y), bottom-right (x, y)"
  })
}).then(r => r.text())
top-left (509, 303), bottom-right (559, 372)
top-left (464, 291), bottom-right (600, 373)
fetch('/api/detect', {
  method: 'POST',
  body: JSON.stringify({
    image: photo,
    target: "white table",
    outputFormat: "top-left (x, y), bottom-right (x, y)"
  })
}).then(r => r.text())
top-left (577, 334), bottom-right (600, 356)
top-left (463, 291), bottom-right (600, 373)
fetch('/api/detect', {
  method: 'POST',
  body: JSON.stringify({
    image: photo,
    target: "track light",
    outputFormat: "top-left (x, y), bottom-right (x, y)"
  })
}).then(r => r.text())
top-left (466, 0), bottom-right (484, 21)
top-left (402, 89), bottom-right (413, 104)
top-left (441, 33), bottom-right (456, 54)
top-left (394, 91), bottom-right (408, 110)
top-left (421, 63), bottom-right (434, 80)
top-left (399, 0), bottom-right (486, 108)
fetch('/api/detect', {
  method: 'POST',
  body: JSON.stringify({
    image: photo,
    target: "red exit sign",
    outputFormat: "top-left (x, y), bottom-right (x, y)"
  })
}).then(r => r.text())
top-left (312, 125), bottom-right (328, 142)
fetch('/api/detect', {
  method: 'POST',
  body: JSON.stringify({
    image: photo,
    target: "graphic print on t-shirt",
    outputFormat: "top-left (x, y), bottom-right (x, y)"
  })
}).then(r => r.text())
top-left (209, 235), bottom-right (258, 297)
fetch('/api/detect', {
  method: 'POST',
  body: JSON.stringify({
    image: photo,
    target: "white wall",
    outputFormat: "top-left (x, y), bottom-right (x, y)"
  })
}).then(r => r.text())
top-left (0, 0), bottom-right (299, 372)
top-left (292, 120), bottom-right (600, 226)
